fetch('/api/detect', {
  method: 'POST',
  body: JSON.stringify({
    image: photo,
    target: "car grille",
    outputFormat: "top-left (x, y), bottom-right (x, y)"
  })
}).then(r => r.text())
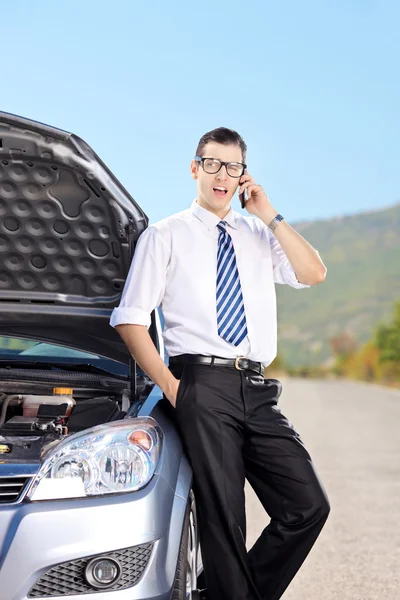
top-left (29, 543), bottom-right (154, 597)
top-left (0, 476), bottom-right (31, 503)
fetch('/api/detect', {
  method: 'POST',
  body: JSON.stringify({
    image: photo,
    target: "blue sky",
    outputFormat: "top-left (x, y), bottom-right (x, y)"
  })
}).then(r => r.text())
top-left (1, 1), bottom-right (399, 225)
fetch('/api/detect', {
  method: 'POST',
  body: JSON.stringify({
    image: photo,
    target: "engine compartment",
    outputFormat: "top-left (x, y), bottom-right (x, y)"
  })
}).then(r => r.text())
top-left (0, 385), bottom-right (128, 462)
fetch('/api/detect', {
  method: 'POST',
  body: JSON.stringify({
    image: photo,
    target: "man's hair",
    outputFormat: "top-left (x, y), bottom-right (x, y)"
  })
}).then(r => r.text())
top-left (195, 127), bottom-right (247, 163)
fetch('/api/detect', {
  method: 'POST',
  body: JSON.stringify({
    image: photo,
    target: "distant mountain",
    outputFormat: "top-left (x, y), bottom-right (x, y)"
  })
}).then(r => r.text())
top-left (275, 203), bottom-right (400, 367)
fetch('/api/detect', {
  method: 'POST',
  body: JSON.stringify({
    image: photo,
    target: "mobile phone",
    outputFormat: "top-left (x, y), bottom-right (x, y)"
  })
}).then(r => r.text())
top-left (239, 188), bottom-right (247, 209)
top-left (239, 171), bottom-right (248, 208)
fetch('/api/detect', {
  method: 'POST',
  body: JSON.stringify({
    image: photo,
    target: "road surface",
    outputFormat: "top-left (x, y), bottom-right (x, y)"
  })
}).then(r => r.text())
top-left (244, 377), bottom-right (400, 600)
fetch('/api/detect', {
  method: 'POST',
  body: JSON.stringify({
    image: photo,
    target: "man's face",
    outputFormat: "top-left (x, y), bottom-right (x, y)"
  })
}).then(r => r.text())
top-left (190, 142), bottom-right (244, 216)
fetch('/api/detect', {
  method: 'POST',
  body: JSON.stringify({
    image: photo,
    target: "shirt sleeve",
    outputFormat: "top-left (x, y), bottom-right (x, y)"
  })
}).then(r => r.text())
top-left (268, 228), bottom-right (311, 289)
top-left (109, 225), bottom-right (170, 329)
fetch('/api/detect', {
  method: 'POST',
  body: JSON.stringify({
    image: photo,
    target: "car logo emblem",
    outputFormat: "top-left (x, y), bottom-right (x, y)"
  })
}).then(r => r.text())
top-left (0, 444), bottom-right (11, 454)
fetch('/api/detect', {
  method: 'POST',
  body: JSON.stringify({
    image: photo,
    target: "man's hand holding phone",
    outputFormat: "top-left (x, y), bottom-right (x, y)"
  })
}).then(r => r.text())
top-left (238, 170), bottom-right (278, 223)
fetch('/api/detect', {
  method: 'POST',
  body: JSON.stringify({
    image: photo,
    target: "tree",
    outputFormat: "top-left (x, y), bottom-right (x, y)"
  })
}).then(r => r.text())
top-left (374, 301), bottom-right (400, 363)
top-left (373, 301), bottom-right (400, 383)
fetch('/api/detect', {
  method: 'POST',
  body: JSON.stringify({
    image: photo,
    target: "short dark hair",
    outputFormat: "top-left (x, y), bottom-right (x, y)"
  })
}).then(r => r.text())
top-left (195, 127), bottom-right (247, 163)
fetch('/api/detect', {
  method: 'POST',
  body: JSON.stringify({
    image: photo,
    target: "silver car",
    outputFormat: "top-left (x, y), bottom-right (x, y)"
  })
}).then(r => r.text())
top-left (0, 111), bottom-right (204, 600)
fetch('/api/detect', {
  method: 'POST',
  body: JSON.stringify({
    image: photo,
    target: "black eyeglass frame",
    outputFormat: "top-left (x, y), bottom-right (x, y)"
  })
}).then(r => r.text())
top-left (194, 156), bottom-right (247, 178)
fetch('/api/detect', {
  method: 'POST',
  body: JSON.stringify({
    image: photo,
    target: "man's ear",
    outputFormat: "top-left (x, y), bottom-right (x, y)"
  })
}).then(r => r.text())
top-left (190, 160), bottom-right (198, 179)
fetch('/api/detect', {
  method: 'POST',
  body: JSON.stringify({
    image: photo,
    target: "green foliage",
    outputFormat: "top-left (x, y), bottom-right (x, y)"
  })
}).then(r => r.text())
top-left (374, 302), bottom-right (400, 363)
top-left (293, 302), bottom-right (400, 385)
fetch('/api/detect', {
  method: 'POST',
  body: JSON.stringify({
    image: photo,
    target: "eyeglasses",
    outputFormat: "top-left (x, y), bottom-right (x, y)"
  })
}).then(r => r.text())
top-left (194, 156), bottom-right (246, 178)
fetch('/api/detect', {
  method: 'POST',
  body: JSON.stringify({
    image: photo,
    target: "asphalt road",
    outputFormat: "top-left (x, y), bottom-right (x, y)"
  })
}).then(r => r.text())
top-left (244, 377), bottom-right (400, 600)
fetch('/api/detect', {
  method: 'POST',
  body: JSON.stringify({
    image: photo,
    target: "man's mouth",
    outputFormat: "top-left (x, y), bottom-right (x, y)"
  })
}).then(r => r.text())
top-left (213, 186), bottom-right (228, 197)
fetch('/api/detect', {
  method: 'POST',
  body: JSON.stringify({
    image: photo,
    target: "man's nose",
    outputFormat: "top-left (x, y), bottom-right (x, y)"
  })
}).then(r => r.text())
top-left (216, 165), bottom-right (229, 180)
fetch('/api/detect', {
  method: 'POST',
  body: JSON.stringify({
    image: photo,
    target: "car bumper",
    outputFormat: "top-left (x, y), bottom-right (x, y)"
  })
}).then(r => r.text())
top-left (0, 463), bottom-right (190, 600)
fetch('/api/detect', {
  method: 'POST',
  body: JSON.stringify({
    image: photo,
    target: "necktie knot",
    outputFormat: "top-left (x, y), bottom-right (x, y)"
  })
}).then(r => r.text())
top-left (217, 220), bottom-right (227, 234)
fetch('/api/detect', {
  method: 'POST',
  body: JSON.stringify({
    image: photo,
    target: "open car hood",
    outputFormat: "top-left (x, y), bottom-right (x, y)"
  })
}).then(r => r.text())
top-left (0, 111), bottom-right (148, 364)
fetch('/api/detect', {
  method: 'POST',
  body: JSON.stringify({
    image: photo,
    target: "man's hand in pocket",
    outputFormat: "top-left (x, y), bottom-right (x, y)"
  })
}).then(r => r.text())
top-left (164, 377), bottom-right (181, 408)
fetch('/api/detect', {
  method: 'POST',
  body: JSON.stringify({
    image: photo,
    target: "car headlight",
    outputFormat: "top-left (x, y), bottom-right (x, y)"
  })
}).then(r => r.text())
top-left (27, 417), bottom-right (163, 501)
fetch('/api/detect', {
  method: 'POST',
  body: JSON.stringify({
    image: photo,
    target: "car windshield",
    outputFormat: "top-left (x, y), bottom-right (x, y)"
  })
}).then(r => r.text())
top-left (0, 336), bottom-right (129, 377)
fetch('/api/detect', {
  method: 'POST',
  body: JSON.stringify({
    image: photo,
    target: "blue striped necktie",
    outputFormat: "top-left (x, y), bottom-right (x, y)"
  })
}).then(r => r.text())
top-left (216, 220), bottom-right (248, 346)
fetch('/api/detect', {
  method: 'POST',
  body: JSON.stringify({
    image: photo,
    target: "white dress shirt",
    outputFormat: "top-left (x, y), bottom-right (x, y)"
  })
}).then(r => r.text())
top-left (110, 199), bottom-right (310, 368)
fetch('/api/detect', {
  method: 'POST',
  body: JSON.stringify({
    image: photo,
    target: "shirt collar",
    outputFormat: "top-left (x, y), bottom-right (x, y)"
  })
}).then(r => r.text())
top-left (190, 198), bottom-right (239, 231)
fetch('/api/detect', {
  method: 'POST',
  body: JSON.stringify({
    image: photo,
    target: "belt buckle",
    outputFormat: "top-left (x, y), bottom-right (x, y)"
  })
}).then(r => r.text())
top-left (235, 356), bottom-right (247, 371)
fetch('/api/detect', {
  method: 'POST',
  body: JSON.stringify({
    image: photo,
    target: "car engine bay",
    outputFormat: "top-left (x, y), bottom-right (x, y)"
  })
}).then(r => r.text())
top-left (0, 383), bottom-right (130, 462)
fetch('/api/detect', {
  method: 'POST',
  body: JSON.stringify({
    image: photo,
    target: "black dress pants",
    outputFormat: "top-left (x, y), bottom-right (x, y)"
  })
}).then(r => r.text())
top-left (167, 360), bottom-right (330, 600)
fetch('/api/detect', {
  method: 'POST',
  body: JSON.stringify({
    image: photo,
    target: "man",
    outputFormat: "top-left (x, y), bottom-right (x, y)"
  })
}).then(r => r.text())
top-left (110, 127), bottom-right (330, 600)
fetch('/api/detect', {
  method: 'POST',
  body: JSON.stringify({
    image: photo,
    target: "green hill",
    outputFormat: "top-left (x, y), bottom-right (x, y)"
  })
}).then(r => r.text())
top-left (276, 203), bottom-right (400, 367)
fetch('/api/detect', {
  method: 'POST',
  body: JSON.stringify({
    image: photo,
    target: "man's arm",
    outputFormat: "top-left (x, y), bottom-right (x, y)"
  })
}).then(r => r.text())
top-left (109, 226), bottom-right (179, 406)
top-left (115, 324), bottom-right (179, 404)
top-left (262, 214), bottom-right (326, 286)
top-left (237, 172), bottom-right (327, 286)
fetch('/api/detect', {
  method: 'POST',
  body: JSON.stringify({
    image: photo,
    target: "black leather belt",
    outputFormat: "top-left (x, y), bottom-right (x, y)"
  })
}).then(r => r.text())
top-left (169, 354), bottom-right (264, 376)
